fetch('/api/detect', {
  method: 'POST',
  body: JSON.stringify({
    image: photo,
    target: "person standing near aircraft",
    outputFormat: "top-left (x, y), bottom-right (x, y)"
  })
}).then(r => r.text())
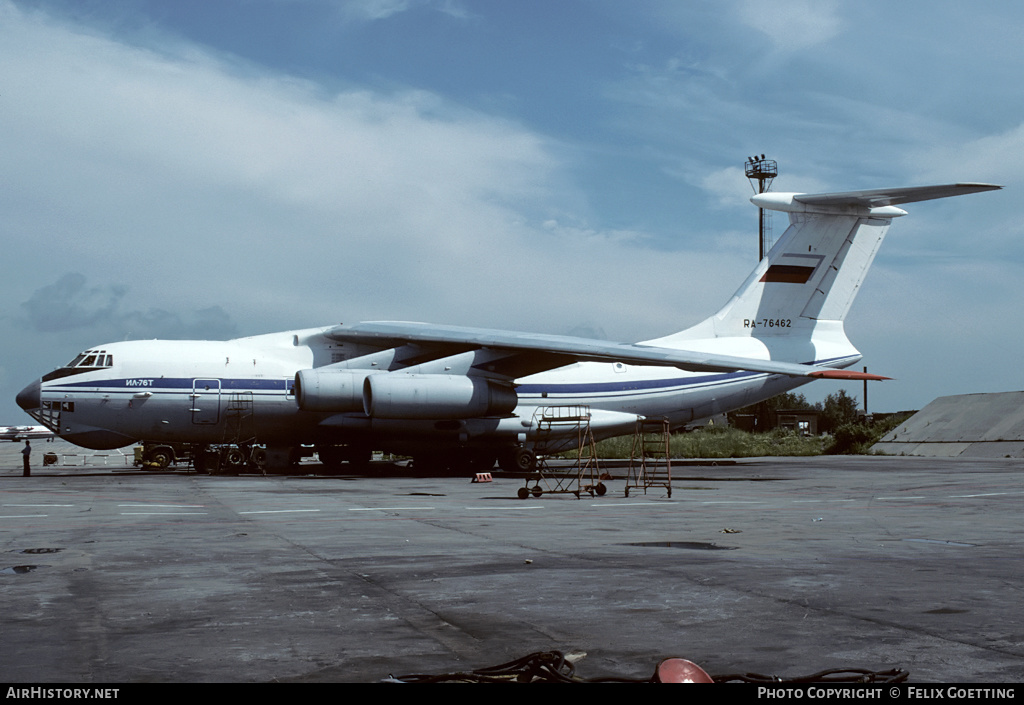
top-left (22, 440), bottom-right (31, 476)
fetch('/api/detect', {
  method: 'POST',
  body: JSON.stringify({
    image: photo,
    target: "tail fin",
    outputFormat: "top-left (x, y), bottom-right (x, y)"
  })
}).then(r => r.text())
top-left (647, 183), bottom-right (1000, 361)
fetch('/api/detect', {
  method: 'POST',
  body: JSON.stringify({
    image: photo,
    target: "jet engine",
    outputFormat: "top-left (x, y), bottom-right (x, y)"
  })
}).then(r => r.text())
top-left (363, 374), bottom-right (517, 420)
top-left (293, 368), bottom-right (375, 413)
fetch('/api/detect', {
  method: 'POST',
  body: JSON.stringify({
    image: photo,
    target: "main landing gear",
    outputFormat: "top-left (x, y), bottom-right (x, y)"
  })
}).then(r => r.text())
top-left (498, 446), bottom-right (536, 472)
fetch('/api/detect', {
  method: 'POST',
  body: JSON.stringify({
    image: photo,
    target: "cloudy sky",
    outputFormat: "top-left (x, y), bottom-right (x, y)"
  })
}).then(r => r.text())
top-left (2, 0), bottom-right (1021, 421)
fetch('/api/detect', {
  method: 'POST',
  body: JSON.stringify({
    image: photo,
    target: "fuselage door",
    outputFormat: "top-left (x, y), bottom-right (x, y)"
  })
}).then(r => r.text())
top-left (191, 379), bottom-right (221, 425)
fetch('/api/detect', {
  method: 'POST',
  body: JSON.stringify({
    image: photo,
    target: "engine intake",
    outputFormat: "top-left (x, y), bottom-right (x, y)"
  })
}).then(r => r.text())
top-left (363, 374), bottom-right (517, 420)
top-left (294, 369), bottom-right (375, 413)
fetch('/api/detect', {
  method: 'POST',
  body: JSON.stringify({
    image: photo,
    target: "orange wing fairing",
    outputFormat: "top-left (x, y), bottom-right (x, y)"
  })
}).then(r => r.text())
top-left (808, 369), bottom-right (891, 381)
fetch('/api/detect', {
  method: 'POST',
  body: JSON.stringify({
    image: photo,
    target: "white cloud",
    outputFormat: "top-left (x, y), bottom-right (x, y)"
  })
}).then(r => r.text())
top-left (338, 0), bottom-right (468, 22)
top-left (697, 166), bottom-right (757, 210)
top-left (735, 0), bottom-right (843, 51)
top-left (340, 0), bottom-right (414, 21)
top-left (910, 122), bottom-right (1024, 188)
top-left (0, 1), bottom-right (747, 354)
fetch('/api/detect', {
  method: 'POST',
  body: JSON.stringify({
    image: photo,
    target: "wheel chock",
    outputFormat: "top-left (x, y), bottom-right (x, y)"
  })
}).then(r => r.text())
top-left (472, 472), bottom-right (493, 483)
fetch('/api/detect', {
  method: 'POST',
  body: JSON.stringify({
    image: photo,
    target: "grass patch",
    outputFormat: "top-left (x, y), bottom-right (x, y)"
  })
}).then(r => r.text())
top-left (575, 427), bottom-right (825, 459)
top-left (560, 414), bottom-right (915, 460)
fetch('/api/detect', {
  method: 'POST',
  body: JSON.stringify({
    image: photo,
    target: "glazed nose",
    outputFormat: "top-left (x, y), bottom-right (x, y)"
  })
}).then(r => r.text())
top-left (16, 379), bottom-right (41, 412)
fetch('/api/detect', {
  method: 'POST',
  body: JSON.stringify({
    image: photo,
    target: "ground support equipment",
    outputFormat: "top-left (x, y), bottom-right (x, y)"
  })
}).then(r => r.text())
top-left (625, 417), bottom-right (672, 498)
top-left (518, 405), bottom-right (607, 499)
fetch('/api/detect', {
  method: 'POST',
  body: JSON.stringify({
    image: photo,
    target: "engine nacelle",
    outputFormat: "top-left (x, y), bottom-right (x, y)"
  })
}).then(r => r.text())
top-left (294, 368), bottom-right (376, 413)
top-left (363, 374), bottom-right (517, 420)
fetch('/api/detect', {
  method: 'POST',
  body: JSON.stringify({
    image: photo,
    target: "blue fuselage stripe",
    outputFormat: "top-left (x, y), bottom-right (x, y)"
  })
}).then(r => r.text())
top-left (45, 356), bottom-right (856, 399)
top-left (54, 378), bottom-right (292, 391)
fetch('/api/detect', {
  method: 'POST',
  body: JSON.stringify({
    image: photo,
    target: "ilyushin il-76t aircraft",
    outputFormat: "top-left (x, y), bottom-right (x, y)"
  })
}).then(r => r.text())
top-left (17, 182), bottom-right (1000, 472)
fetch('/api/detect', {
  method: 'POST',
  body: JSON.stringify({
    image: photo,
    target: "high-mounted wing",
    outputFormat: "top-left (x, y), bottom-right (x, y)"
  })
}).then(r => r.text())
top-left (323, 321), bottom-right (886, 381)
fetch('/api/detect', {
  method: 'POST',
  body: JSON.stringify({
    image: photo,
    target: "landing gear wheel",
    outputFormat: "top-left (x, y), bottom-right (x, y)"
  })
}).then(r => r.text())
top-left (216, 448), bottom-right (240, 475)
top-left (596, 482), bottom-right (607, 496)
top-left (515, 448), bottom-right (537, 472)
top-left (517, 487), bottom-right (530, 500)
top-left (249, 447), bottom-right (267, 470)
top-left (531, 485), bottom-right (543, 498)
top-left (499, 447), bottom-right (537, 472)
top-left (144, 446), bottom-right (174, 469)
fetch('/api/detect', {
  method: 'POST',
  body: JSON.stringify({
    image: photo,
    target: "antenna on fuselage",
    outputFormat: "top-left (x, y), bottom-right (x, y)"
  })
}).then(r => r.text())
top-left (744, 154), bottom-right (778, 260)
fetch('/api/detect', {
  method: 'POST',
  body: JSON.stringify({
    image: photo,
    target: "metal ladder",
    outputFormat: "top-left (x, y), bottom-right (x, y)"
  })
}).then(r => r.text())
top-left (625, 417), bottom-right (672, 497)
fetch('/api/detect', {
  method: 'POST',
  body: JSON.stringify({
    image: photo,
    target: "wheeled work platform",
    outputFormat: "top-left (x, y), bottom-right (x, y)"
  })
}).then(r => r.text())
top-left (518, 405), bottom-right (607, 499)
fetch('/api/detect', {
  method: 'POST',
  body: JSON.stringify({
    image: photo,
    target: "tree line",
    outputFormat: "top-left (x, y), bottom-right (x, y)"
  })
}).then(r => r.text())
top-left (728, 389), bottom-right (860, 435)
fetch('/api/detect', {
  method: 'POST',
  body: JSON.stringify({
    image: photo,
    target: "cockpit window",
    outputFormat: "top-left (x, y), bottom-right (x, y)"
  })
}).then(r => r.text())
top-left (43, 350), bottom-right (115, 382)
top-left (65, 350), bottom-right (113, 368)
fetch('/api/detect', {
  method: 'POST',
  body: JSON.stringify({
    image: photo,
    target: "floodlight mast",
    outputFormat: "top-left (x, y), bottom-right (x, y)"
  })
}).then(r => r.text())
top-left (745, 154), bottom-right (778, 260)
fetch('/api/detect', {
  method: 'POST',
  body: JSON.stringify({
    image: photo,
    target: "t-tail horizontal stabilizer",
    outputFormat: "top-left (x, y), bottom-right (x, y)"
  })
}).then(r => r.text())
top-left (753, 183), bottom-right (1002, 216)
top-left (648, 181), bottom-right (1001, 381)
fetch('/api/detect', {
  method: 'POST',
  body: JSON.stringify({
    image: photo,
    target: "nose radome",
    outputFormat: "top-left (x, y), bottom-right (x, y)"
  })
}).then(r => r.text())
top-left (16, 379), bottom-right (41, 412)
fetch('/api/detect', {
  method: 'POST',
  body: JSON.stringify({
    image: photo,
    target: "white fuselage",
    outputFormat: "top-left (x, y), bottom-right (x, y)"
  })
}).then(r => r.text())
top-left (25, 326), bottom-right (856, 453)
